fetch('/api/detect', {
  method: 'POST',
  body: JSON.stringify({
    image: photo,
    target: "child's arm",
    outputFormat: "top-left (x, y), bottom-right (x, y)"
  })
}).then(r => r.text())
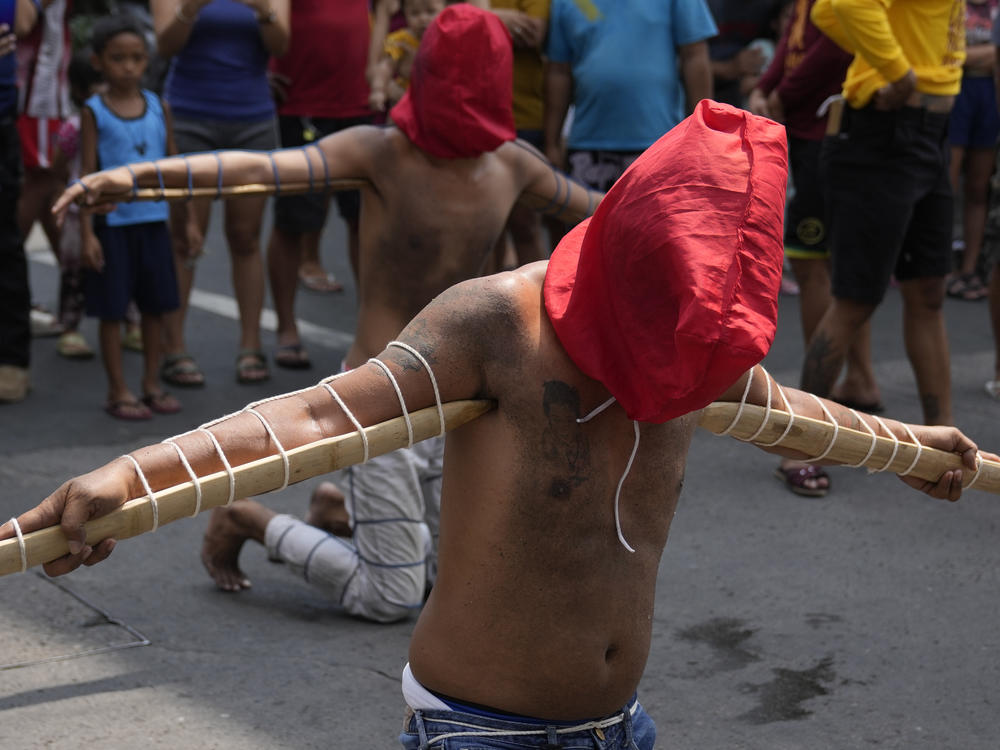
top-left (368, 53), bottom-right (395, 112)
top-left (53, 126), bottom-right (380, 220)
top-left (513, 140), bottom-right (604, 225)
top-left (77, 106), bottom-right (104, 272)
top-left (366, 0), bottom-right (398, 85)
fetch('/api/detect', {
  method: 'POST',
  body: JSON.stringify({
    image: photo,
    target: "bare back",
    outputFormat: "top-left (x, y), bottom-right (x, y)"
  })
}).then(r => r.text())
top-left (345, 128), bottom-right (539, 368)
top-left (401, 264), bottom-right (700, 719)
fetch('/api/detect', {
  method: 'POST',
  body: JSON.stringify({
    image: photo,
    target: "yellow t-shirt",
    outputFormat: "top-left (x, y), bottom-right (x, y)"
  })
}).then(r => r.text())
top-left (491, 0), bottom-right (551, 130)
top-left (811, 0), bottom-right (966, 107)
top-left (385, 28), bottom-right (420, 90)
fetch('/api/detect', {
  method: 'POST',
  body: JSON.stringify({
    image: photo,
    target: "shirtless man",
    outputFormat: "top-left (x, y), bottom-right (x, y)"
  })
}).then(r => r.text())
top-left (10, 98), bottom-right (983, 747)
top-left (52, 5), bottom-right (603, 623)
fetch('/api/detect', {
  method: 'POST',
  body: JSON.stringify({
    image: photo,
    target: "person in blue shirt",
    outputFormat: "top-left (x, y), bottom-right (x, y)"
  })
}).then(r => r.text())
top-left (543, 0), bottom-right (717, 198)
top-left (79, 15), bottom-right (183, 420)
top-left (0, 0), bottom-right (47, 404)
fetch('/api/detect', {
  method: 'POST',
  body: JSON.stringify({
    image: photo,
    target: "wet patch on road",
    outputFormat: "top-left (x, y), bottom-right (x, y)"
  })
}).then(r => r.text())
top-left (676, 617), bottom-right (761, 673)
top-left (738, 656), bottom-right (835, 724)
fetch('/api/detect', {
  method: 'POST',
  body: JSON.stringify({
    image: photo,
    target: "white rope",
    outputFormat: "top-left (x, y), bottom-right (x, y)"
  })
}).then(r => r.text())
top-left (244, 407), bottom-right (291, 490)
top-left (612, 421), bottom-right (640, 554)
top-left (162, 438), bottom-right (203, 516)
top-left (720, 368), bottom-right (754, 435)
top-left (846, 409), bottom-right (879, 468)
top-left (368, 358), bottom-right (414, 447)
top-left (898, 423), bottom-right (924, 477)
top-left (388, 341), bottom-right (446, 438)
top-left (967, 452), bottom-right (985, 490)
top-left (199, 428), bottom-right (237, 505)
top-left (8, 517), bottom-right (26, 572)
top-left (577, 396), bottom-right (616, 424)
top-left (121, 454), bottom-right (159, 532)
top-left (743, 368), bottom-right (773, 442)
top-left (806, 394), bottom-right (839, 463)
top-left (870, 416), bottom-right (900, 473)
top-left (321, 378), bottom-right (370, 463)
top-left (759, 383), bottom-right (796, 448)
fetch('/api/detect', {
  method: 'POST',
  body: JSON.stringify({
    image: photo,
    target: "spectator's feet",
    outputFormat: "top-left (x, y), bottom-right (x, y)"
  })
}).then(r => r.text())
top-left (160, 353), bottom-right (205, 388)
top-left (142, 390), bottom-right (182, 415)
top-left (774, 461), bottom-right (830, 497)
top-left (299, 266), bottom-right (344, 293)
top-left (0, 365), bottom-right (29, 403)
top-left (57, 330), bottom-right (95, 359)
top-left (122, 325), bottom-right (144, 352)
top-left (201, 505), bottom-right (256, 592)
top-left (985, 380), bottom-right (1000, 401)
top-left (946, 272), bottom-right (988, 301)
top-left (236, 349), bottom-right (270, 384)
top-left (831, 382), bottom-right (883, 414)
top-left (30, 305), bottom-right (63, 337)
top-left (306, 481), bottom-right (352, 537)
top-left (105, 398), bottom-right (153, 421)
top-left (274, 342), bottom-right (311, 370)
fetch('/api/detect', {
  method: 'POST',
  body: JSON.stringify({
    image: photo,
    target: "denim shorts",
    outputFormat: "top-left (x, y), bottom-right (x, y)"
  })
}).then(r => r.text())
top-left (398, 696), bottom-right (656, 749)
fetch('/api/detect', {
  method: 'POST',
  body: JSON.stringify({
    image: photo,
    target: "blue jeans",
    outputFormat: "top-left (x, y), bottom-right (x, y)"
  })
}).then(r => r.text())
top-left (398, 697), bottom-right (656, 749)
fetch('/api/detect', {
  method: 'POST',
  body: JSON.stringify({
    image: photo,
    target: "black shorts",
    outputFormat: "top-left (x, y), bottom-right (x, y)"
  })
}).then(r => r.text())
top-left (85, 221), bottom-right (179, 320)
top-left (822, 104), bottom-right (952, 305)
top-left (784, 136), bottom-right (829, 260)
top-left (273, 115), bottom-right (373, 233)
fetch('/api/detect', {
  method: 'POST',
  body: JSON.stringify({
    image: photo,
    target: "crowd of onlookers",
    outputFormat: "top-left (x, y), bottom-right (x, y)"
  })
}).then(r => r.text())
top-left (0, 0), bottom-right (996, 447)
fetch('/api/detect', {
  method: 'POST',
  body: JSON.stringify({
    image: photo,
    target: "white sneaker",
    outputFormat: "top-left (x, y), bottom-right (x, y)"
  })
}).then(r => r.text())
top-left (0, 365), bottom-right (29, 402)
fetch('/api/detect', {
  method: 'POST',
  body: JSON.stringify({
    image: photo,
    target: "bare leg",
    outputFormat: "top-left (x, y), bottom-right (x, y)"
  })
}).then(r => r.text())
top-left (163, 199), bottom-right (209, 358)
top-left (224, 195), bottom-right (267, 355)
top-left (201, 499), bottom-right (275, 591)
top-left (266, 224), bottom-right (303, 348)
top-left (800, 296), bottom-right (877, 397)
top-left (834, 319), bottom-right (882, 408)
top-left (959, 146), bottom-right (996, 276)
top-left (139, 312), bottom-right (164, 397)
top-left (99, 319), bottom-right (130, 404)
top-left (900, 276), bottom-right (952, 425)
top-left (306, 481), bottom-right (351, 537)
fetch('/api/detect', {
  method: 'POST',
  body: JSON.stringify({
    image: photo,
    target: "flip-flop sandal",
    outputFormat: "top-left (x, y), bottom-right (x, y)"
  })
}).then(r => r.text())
top-left (274, 342), bottom-right (312, 370)
top-left (160, 353), bottom-right (206, 388)
top-left (57, 331), bottom-right (95, 359)
top-left (774, 464), bottom-right (830, 498)
top-left (236, 349), bottom-right (270, 384)
top-left (142, 391), bottom-right (182, 415)
top-left (105, 398), bottom-right (153, 421)
top-left (299, 271), bottom-right (344, 293)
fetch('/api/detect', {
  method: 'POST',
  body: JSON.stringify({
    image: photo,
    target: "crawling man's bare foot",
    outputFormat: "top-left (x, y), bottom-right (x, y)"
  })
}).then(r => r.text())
top-left (201, 499), bottom-right (275, 591)
top-left (306, 481), bottom-right (352, 537)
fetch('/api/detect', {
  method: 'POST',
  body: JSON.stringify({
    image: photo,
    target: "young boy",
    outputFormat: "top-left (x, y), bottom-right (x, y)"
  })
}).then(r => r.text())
top-left (80, 15), bottom-right (181, 420)
top-left (368, 0), bottom-right (445, 112)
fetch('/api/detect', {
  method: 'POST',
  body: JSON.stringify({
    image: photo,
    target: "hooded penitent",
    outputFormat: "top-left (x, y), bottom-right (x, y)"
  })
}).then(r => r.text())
top-left (543, 100), bottom-right (789, 424)
top-left (390, 4), bottom-right (516, 159)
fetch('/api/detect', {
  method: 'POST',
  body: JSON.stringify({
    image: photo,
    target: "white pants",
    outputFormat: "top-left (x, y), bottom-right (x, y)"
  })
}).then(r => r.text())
top-left (264, 437), bottom-right (444, 623)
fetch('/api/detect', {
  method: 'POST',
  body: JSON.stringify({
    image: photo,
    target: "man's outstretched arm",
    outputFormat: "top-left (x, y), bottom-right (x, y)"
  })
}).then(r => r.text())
top-left (514, 141), bottom-right (604, 225)
top-left (51, 126), bottom-right (382, 221)
top-left (718, 366), bottom-right (986, 502)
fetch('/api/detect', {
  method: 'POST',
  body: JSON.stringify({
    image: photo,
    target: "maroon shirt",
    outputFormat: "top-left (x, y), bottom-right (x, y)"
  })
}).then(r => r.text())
top-left (756, 0), bottom-right (851, 141)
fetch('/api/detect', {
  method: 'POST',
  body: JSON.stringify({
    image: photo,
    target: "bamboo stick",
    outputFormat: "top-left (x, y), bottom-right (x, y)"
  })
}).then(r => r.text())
top-left (76, 179), bottom-right (368, 205)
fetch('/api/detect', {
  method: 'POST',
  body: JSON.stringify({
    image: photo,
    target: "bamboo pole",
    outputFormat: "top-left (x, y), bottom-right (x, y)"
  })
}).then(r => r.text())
top-left (82, 179), bottom-right (367, 204)
top-left (3, 399), bottom-right (994, 577)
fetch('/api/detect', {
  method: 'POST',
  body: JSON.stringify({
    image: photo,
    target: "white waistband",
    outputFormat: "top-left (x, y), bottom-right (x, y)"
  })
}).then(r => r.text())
top-left (402, 662), bottom-right (451, 711)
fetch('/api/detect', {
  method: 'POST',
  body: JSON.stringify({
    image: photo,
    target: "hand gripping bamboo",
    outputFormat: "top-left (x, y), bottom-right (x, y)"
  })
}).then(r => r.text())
top-left (700, 402), bottom-right (1000, 493)
top-left (0, 400), bottom-right (492, 577)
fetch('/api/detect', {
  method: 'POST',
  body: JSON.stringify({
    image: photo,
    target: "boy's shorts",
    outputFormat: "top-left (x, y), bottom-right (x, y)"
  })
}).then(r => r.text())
top-left (273, 115), bottom-right (373, 233)
top-left (84, 221), bottom-right (179, 321)
top-left (784, 136), bottom-right (829, 261)
top-left (822, 104), bottom-right (953, 305)
top-left (949, 76), bottom-right (1000, 149)
top-left (17, 114), bottom-right (62, 170)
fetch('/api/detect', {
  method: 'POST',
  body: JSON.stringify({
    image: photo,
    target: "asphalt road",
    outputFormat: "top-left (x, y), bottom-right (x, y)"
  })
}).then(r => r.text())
top-left (1, 205), bottom-right (999, 749)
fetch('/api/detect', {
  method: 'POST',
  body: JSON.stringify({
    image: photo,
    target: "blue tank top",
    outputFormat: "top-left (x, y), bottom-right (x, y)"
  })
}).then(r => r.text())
top-left (164, 0), bottom-right (274, 122)
top-left (0, 0), bottom-right (15, 116)
top-left (85, 90), bottom-right (169, 226)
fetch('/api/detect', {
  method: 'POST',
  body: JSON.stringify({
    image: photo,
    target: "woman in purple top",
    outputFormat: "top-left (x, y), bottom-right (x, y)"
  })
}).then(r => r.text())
top-left (151, 0), bottom-right (289, 386)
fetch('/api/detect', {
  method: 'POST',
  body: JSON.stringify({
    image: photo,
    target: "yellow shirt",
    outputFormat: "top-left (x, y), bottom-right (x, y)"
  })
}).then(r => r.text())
top-left (491, 0), bottom-right (550, 130)
top-left (811, 0), bottom-right (966, 107)
top-left (385, 28), bottom-right (420, 90)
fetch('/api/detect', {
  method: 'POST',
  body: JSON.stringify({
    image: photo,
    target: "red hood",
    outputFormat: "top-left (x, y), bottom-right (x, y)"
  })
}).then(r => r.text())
top-left (390, 4), bottom-right (516, 159)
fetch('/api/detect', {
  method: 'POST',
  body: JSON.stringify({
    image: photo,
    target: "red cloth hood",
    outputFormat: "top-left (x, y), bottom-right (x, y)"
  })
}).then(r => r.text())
top-left (390, 4), bottom-right (516, 159)
top-left (543, 100), bottom-right (788, 423)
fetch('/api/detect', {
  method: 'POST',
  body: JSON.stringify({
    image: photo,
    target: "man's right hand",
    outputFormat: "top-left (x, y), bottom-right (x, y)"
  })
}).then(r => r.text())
top-left (873, 69), bottom-right (917, 111)
top-left (0, 460), bottom-right (134, 576)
